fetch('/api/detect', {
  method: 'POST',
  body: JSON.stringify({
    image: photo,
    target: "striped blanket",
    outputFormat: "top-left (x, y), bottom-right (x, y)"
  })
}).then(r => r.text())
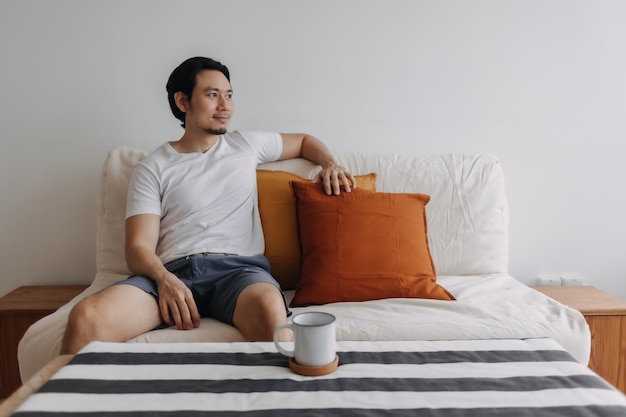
top-left (12, 339), bottom-right (626, 416)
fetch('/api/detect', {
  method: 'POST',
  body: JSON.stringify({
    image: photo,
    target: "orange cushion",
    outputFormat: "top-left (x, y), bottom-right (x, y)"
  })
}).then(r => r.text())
top-left (257, 170), bottom-right (377, 290)
top-left (289, 182), bottom-right (455, 306)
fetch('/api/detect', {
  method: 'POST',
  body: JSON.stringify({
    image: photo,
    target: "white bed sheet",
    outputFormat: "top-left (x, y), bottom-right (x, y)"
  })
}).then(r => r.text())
top-left (128, 273), bottom-right (591, 363)
top-left (18, 273), bottom-right (590, 383)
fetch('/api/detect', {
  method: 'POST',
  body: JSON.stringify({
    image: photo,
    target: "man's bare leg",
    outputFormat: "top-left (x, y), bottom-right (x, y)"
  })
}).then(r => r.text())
top-left (61, 284), bottom-right (162, 354)
top-left (232, 282), bottom-right (288, 341)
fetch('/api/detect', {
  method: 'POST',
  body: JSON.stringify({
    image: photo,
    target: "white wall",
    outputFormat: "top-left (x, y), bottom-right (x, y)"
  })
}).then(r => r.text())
top-left (1, 0), bottom-right (625, 300)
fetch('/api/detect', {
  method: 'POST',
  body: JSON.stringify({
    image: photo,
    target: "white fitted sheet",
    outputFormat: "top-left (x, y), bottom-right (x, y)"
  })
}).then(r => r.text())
top-left (17, 273), bottom-right (590, 383)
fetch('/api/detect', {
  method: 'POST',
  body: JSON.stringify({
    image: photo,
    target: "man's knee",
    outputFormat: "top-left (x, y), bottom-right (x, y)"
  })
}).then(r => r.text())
top-left (62, 285), bottom-right (160, 354)
top-left (67, 297), bottom-right (99, 330)
top-left (233, 283), bottom-right (287, 341)
top-left (62, 297), bottom-right (103, 354)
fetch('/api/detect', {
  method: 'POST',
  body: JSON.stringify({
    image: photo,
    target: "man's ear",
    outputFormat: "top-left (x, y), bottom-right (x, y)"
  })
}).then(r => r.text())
top-left (174, 91), bottom-right (189, 113)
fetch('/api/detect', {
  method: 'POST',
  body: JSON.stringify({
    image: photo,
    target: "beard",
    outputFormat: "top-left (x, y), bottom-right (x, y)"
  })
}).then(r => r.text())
top-left (204, 127), bottom-right (228, 135)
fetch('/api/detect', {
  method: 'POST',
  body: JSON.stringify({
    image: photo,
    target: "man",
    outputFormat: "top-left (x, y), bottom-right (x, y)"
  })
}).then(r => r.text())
top-left (61, 57), bottom-right (356, 354)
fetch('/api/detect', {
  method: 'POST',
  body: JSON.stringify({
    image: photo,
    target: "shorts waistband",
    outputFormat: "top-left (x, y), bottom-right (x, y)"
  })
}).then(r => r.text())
top-left (185, 252), bottom-right (238, 259)
top-left (164, 252), bottom-right (241, 269)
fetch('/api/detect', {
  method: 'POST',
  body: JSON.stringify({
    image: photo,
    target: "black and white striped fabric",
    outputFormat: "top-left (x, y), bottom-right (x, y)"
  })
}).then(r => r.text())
top-left (13, 339), bottom-right (626, 416)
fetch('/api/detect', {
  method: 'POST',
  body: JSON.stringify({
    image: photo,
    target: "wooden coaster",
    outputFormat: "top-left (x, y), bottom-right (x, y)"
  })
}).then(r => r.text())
top-left (288, 355), bottom-right (339, 376)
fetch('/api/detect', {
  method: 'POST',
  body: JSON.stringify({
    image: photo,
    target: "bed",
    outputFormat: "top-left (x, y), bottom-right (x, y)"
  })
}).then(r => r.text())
top-left (18, 148), bottom-right (591, 384)
top-left (10, 339), bottom-right (626, 416)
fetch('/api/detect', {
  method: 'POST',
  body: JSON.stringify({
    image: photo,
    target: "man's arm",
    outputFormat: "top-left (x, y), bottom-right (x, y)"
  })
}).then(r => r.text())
top-left (280, 133), bottom-right (356, 195)
top-left (125, 214), bottom-right (200, 330)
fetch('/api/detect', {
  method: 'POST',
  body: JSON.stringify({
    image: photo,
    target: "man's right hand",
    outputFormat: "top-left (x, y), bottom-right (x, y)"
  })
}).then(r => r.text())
top-left (126, 214), bottom-right (201, 331)
top-left (156, 272), bottom-right (201, 330)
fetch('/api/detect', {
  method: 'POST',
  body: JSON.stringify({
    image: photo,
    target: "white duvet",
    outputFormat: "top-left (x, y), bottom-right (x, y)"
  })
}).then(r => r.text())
top-left (18, 272), bottom-right (590, 382)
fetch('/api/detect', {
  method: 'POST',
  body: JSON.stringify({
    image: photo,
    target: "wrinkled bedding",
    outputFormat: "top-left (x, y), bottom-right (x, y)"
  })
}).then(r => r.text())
top-left (18, 272), bottom-right (590, 382)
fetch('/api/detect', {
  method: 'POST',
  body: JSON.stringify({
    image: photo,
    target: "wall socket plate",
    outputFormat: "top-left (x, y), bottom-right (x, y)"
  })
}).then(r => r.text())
top-left (536, 275), bottom-right (561, 286)
top-left (561, 274), bottom-right (585, 286)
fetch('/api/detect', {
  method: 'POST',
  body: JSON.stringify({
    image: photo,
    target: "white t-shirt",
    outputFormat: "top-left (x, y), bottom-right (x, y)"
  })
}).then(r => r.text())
top-left (126, 130), bottom-right (283, 264)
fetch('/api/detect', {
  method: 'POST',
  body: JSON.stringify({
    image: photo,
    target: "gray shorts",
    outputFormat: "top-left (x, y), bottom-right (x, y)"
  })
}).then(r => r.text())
top-left (114, 254), bottom-right (291, 327)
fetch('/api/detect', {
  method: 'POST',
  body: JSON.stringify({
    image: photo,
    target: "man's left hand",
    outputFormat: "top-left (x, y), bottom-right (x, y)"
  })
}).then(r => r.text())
top-left (315, 164), bottom-right (357, 195)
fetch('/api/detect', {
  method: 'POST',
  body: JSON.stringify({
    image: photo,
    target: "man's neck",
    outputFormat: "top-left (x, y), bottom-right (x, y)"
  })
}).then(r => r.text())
top-left (171, 131), bottom-right (222, 153)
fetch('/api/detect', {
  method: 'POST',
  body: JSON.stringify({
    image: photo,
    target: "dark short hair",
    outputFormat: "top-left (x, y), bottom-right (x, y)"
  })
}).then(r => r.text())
top-left (166, 57), bottom-right (230, 128)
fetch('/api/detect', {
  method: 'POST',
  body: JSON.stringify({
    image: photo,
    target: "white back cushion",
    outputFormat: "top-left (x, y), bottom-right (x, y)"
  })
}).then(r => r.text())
top-left (259, 153), bottom-right (509, 276)
top-left (96, 147), bottom-right (147, 275)
top-left (96, 148), bottom-right (508, 278)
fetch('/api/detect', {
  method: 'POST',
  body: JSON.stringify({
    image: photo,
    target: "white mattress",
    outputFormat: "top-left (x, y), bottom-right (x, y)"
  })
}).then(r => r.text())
top-left (18, 272), bottom-right (590, 382)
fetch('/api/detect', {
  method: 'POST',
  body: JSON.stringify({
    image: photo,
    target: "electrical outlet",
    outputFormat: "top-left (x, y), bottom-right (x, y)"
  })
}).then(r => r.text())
top-left (536, 275), bottom-right (561, 286)
top-left (561, 274), bottom-right (584, 286)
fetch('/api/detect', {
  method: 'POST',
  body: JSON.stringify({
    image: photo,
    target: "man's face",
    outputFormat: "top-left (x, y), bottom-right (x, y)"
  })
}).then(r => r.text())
top-left (185, 69), bottom-right (234, 135)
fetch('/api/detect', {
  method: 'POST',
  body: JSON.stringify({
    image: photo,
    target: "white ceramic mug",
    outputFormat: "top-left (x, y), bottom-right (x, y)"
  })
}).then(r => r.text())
top-left (273, 312), bottom-right (336, 367)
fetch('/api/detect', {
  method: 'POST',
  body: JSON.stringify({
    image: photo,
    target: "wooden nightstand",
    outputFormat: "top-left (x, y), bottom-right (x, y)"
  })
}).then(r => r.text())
top-left (0, 285), bottom-right (87, 398)
top-left (532, 285), bottom-right (626, 394)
